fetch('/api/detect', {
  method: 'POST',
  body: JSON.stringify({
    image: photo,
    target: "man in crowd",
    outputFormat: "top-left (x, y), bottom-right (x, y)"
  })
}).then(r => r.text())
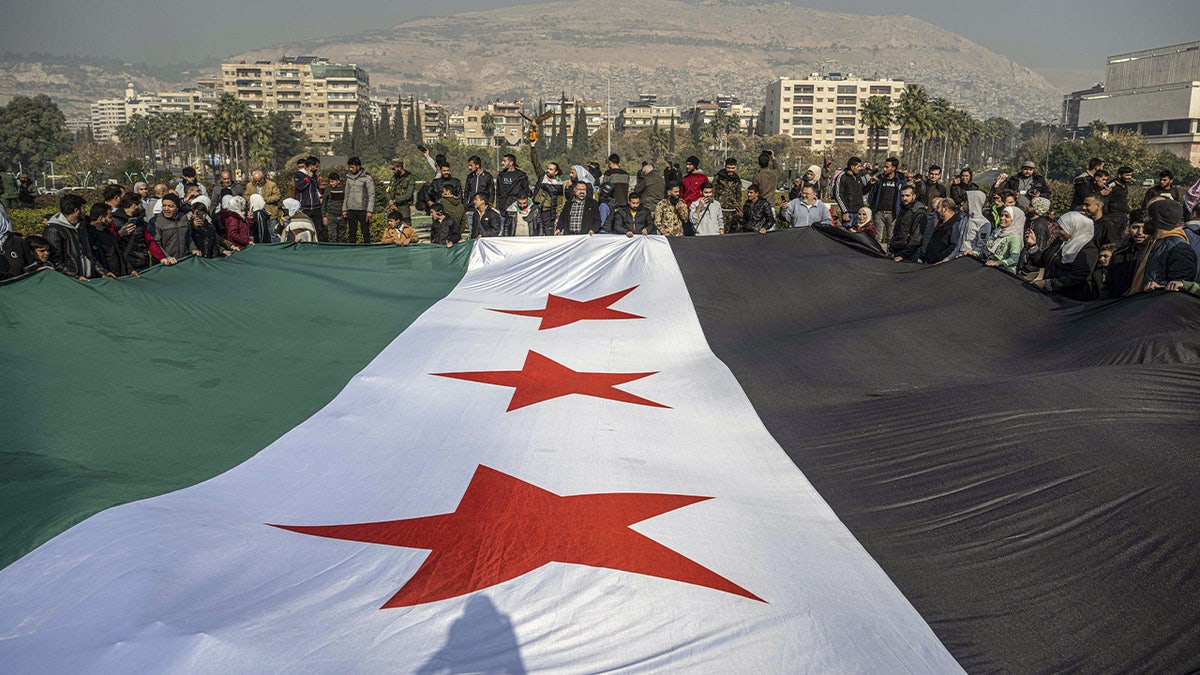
top-left (470, 192), bottom-right (504, 238)
top-left (1107, 166), bottom-right (1133, 215)
top-left (496, 153), bottom-right (529, 236)
top-left (113, 192), bottom-right (175, 272)
top-left (175, 166), bottom-right (207, 199)
top-left (920, 197), bottom-right (963, 264)
top-left (555, 181), bottom-right (601, 236)
top-left (600, 153), bottom-right (630, 210)
top-left (386, 160), bottom-right (415, 223)
top-left (293, 157), bottom-right (323, 239)
top-left (1104, 210), bottom-right (1151, 298)
top-left (740, 184), bottom-right (774, 235)
top-left (833, 157), bottom-right (865, 228)
top-left (867, 157), bottom-right (905, 250)
top-left (84, 203), bottom-right (130, 278)
top-left (751, 150), bottom-right (780, 200)
top-left (779, 184), bottom-right (832, 229)
top-left (151, 194), bottom-right (194, 260)
top-left (916, 164), bottom-right (946, 206)
top-left (629, 160), bottom-right (663, 214)
top-left (1071, 157), bottom-right (1104, 209)
top-left (890, 185), bottom-right (927, 262)
top-left (606, 192), bottom-right (656, 237)
top-left (461, 155), bottom-right (495, 236)
top-left (342, 157), bottom-right (375, 244)
top-left (1003, 161), bottom-right (1050, 209)
top-left (1084, 194), bottom-right (1126, 250)
top-left (680, 156), bottom-right (708, 235)
top-left (42, 194), bottom-right (96, 280)
top-left (244, 170), bottom-right (282, 229)
top-left (712, 157), bottom-right (742, 234)
top-left (211, 170), bottom-right (244, 204)
top-left (1141, 170), bottom-right (1186, 210)
top-left (690, 182), bottom-right (724, 236)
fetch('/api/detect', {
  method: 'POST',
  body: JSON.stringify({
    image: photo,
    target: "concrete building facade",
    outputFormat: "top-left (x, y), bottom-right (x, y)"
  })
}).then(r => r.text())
top-left (1074, 41), bottom-right (1200, 164)
top-left (764, 75), bottom-right (904, 153)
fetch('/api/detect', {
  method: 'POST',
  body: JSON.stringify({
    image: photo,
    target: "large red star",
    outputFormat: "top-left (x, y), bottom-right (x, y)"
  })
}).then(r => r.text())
top-left (489, 286), bottom-right (644, 330)
top-left (433, 350), bottom-right (669, 411)
top-left (269, 465), bottom-right (763, 608)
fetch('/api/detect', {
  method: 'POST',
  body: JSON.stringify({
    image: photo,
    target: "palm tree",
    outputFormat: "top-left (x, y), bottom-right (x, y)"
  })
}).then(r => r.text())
top-left (927, 98), bottom-right (953, 171)
top-left (858, 95), bottom-right (893, 163)
top-left (895, 84), bottom-right (931, 169)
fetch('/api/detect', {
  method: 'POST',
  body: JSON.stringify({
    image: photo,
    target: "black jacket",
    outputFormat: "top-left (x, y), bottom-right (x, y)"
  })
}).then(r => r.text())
top-left (1031, 240), bottom-right (1099, 300)
top-left (496, 169), bottom-right (529, 212)
top-left (1003, 173), bottom-right (1050, 201)
top-left (890, 201), bottom-right (928, 260)
top-left (1071, 174), bottom-right (1098, 210)
top-left (556, 197), bottom-right (602, 235)
top-left (740, 198), bottom-right (774, 233)
top-left (605, 205), bottom-right (656, 235)
top-left (1103, 237), bottom-right (1148, 298)
top-left (1, 232), bottom-right (36, 279)
top-left (87, 225), bottom-right (130, 277)
top-left (1092, 212), bottom-right (1127, 250)
top-left (189, 221), bottom-right (228, 258)
top-left (423, 174), bottom-right (462, 211)
top-left (916, 179), bottom-right (946, 207)
top-left (471, 208), bottom-right (504, 238)
top-left (430, 215), bottom-right (462, 245)
top-left (833, 171), bottom-right (864, 216)
top-left (43, 215), bottom-right (99, 278)
top-left (462, 170), bottom-right (496, 208)
top-left (948, 181), bottom-right (980, 208)
top-left (922, 213), bottom-right (961, 264)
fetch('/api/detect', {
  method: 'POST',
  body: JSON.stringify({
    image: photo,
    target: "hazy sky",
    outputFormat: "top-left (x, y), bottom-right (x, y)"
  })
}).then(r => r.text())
top-left (2, 0), bottom-right (1198, 89)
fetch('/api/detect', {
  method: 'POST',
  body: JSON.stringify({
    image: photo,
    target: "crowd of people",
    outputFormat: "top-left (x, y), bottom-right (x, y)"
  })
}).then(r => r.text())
top-left (2, 150), bottom-right (1199, 301)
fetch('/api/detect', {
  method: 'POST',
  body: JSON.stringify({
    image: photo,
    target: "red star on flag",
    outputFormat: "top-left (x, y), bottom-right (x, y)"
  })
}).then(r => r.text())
top-left (433, 350), bottom-right (669, 411)
top-left (489, 286), bottom-right (644, 330)
top-left (270, 465), bottom-right (763, 608)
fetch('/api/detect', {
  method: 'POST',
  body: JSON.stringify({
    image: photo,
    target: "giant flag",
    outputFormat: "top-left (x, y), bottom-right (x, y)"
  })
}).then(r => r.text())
top-left (1, 230), bottom-right (1198, 672)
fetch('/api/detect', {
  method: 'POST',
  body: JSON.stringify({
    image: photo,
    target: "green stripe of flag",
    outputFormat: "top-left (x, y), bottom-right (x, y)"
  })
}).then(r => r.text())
top-left (0, 243), bottom-right (470, 569)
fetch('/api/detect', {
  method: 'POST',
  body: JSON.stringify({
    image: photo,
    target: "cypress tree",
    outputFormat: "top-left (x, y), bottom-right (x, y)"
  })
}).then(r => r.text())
top-left (407, 98), bottom-right (421, 145)
top-left (392, 97), bottom-right (404, 148)
top-left (669, 115), bottom-right (676, 153)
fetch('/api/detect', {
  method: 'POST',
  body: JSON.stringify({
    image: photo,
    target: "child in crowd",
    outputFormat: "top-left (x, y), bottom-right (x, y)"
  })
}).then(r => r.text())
top-left (1093, 243), bottom-right (1116, 297)
top-left (24, 235), bottom-right (53, 274)
top-left (382, 211), bottom-right (420, 247)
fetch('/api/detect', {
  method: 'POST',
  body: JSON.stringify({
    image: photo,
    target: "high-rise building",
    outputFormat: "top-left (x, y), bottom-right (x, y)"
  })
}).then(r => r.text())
top-left (764, 75), bottom-right (905, 153)
top-left (1073, 41), bottom-right (1200, 164)
top-left (220, 57), bottom-right (369, 149)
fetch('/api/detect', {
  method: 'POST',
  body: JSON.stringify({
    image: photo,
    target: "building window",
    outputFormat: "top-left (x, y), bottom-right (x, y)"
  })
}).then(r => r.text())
top-left (1141, 121), bottom-right (1165, 136)
top-left (837, 85), bottom-right (857, 94)
top-left (1166, 119), bottom-right (1191, 134)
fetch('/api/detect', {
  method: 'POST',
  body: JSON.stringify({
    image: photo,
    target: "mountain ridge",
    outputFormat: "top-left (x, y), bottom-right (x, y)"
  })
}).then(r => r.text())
top-left (1, 0), bottom-right (1061, 122)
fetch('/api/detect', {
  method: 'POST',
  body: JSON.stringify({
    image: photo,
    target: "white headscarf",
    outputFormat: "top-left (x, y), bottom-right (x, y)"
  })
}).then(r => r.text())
top-left (248, 193), bottom-right (266, 213)
top-left (806, 164), bottom-right (822, 183)
top-left (989, 205), bottom-right (1025, 253)
top-left (229, 196), bottom-right (247, 217)
top-left (1057, 211), bottom-right (1095, 264)
top-left (282, 198), bottom-right (302, 217)
top-left (572, 165), bottom-right (594, 185)
top-left (0, 203), bottom-right (11, 249)
top-left (191, 195), bottom-right (212, 212)
top-left (220, 195), bottom-right (235, 212)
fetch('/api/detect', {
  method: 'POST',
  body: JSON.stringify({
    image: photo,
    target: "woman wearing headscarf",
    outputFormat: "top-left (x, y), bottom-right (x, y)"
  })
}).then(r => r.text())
top-left (568, 165), bottom-right (595, 200)
top-left (248, 193), bottom-right (274, 244)
top-left (851, 206), bottom-right (877, 240)
top-left (1027, 211), bottom-right (1098, 299)
top-left (978, 205), bottom-right (1024, 273)
top-left (280, 198), bottom-right (317, 243)
top-left (1129, 199), bottom-right (1198, 293)
top-left (219, 195), bottom-right (251, 248)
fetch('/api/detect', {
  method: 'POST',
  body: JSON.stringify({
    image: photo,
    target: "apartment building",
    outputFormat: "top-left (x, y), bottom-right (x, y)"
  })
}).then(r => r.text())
top-left (90, 84), bottom-right (216, 141)
top-left (220, 56), bottom-right (369, 149)
top-left (764, 75), bottom-right (905, 153)
top-left (615, 95), bottom-right (682, 132)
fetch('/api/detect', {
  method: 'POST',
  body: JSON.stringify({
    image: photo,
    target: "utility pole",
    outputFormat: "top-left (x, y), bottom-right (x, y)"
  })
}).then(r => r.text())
top-left (606, 70), bottom-right (612, 160)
